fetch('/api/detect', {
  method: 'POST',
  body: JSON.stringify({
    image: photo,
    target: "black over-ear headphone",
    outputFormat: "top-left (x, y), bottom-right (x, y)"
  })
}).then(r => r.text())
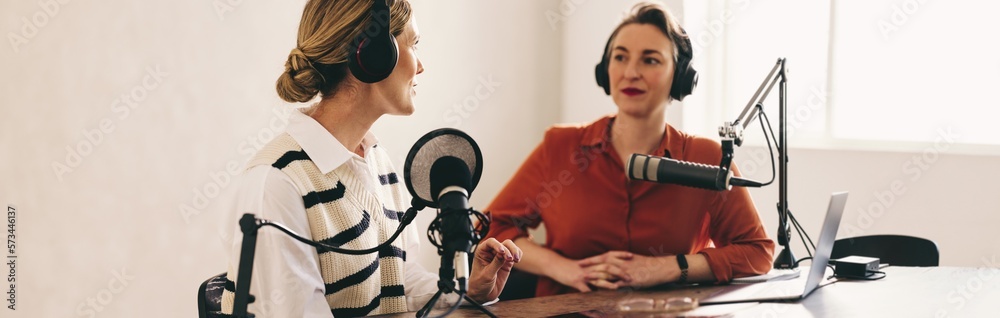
top-left (594, 26), bottom-right (699, 101)
top-left (348, 0), bottom-right (398, 83)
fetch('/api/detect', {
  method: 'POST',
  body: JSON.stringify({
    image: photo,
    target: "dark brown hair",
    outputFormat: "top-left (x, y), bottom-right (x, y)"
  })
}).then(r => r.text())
top-left (605, 1), bottom-right (690, 62)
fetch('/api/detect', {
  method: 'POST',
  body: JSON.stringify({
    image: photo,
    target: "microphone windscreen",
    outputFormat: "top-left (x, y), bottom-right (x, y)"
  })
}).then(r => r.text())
top-left (429, 156), bottom-right (471, 201)
top-left (403, 128), bottom-right (483, 208)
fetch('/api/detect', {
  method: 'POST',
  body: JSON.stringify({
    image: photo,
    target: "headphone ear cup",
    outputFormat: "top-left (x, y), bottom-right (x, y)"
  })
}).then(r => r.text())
top-left (669, 28), bottom-right (698, 101)
top-left (595, 61), bottom-right (610, 95)
top-left (348, 34), bottom-right (398, 83)
top-left (670, 58), bottom-right (698, 101)
top-left (347, 0), bottom-right (398, 84)
top-left (595, 37), bottom-right (614, 96)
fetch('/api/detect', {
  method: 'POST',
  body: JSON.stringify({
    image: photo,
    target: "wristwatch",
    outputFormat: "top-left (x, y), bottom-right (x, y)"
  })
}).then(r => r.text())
top-left (676, 254), bottom-right (689, 283)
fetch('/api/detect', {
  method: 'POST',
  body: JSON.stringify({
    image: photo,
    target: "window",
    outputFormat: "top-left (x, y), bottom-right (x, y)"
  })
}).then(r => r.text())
top-left (682, 0), bottom-right (1000, 153)
top-left (831, 0), bottom-right (1000, 146)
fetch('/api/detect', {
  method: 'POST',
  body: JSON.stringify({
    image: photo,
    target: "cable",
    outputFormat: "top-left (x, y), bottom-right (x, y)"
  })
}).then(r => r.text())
top-left (751, 107), bottom-right (824, 271)
top-left (427, 208), bottom-right (491, 254)
top-left (817, 277), bottom-right (842, 290)
top-left (790, 220), bottom-right (813, 260)
top-left (759, 106), bottom-right (809, 259)
top-left (788, 213), bottom-right (823, 266)
top-left (756, 106), bottom-right (819, 265)
top-left (423, 292), bottom-right (466, 318)
top-left (794, 257), bottom-right (813, 268)
top-left (795, 257), bottom-right (836, 273)
top-left (788, 212), bottom-right (817, 252)
top-left (863, 271), bottom-right (888, 280)
top-left (795, 256), bottom-right (812, 267)
top-left (759, 106), bottom-right (781, 154)
top-left (754, 104), bottom-right (777, 187)
top-left (833, 270), bottom-right (887, 281)
top-left (758, 106), bottom-right (815, 265)
top-left (258, 207), bottom-right (416, 255)
top-left (788, 208), bottom-right (812, 258)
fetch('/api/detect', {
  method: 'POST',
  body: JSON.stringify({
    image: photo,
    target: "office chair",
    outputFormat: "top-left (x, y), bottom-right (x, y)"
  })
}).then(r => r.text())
top-left (831, 234), bottom-right (939, 267)
top-left (499, 268), bottom-right (538, 301)
top-left (198, 272), bottom-right (231, 318)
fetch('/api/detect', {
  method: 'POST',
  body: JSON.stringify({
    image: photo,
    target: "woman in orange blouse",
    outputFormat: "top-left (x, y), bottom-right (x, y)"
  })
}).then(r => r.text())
top-left (485, 2), bottom-right (774, 297)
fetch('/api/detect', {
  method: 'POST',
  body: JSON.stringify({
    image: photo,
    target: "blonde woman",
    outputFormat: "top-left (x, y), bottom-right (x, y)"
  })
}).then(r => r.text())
top-left (221, 0), bottom-right (521, 316)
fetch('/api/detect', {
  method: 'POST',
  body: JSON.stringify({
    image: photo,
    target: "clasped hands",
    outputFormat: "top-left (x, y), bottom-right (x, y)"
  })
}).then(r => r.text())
top-left (553, 251), bottom-right (681, 292)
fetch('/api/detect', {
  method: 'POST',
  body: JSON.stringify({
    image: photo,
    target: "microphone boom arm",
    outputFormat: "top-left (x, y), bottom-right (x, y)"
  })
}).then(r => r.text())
top-left (719, 58), bottom-right (786, 147)
top-left (718, 58), bottom-right (796, 270)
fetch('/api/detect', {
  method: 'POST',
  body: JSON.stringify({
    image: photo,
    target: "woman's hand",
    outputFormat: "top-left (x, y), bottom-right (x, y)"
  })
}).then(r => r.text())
top-left (576, 251), bottom-right (634, 289)
top-left (545, 256), bottom-right (599, 293)
top-left (580, 253), bottom-right (678, 289)
top-left (467, 238), bottom-right (522, 303)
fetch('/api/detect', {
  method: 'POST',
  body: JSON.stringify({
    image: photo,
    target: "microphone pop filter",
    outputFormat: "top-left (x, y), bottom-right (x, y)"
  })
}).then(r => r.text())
top-left (403, 128), bottom-right (483, 209)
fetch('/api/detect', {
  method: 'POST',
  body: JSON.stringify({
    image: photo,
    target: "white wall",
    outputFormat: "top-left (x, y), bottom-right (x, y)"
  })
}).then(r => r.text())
top-left (1, 0), bottom-right (997, 317)
top-left (736, 146), bottom-right (1000, 268)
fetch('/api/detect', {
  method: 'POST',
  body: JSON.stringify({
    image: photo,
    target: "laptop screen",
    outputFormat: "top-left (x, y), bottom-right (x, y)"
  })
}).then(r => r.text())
top-left (800, 192), bottom-right (849, 296)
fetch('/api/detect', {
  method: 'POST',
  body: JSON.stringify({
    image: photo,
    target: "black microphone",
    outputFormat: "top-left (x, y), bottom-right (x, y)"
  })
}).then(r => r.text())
top-left (627, 153), bottom-right (763, 190)
top-left (402, 128), bottom-right (498, 317)
top-left (429, 156), bottom-right (475, 293)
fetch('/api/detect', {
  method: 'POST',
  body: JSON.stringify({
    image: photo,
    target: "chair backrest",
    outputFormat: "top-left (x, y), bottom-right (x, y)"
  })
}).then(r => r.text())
top-left (198, 273), bottom-right (230, 318)
top-left (831, 235), bottom-right (939, 267)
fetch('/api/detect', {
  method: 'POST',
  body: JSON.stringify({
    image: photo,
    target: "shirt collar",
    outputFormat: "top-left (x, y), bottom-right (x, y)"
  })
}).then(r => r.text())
top-left (579, 116), bottom-right (612, 148)
top-left (579, 115), bottom-right (675, 158)
top-left (285, 106), bottom-right (380, 174)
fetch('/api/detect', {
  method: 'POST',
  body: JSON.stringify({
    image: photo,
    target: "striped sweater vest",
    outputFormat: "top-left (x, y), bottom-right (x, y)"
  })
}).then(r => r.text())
top-left (222, 133), bottom-right (411, 317)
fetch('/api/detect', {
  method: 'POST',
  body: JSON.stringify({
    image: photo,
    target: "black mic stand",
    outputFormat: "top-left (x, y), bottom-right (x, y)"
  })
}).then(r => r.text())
top-left (232, 214), bottom-right (259, 318)
top-left (231, 202), bottom-right (423, 318)
top-left (719, 58), bottom-right (795, 269)
top-left (416, 206), bottom-right (496, 318)
top-left (415, 251), bottom-right (496, 318)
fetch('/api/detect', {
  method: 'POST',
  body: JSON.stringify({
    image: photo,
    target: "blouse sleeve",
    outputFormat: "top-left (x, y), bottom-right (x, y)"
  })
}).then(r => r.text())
top-left (484, 133), bottom-right (552, 243)
top-left (697, 163), bottom-right (776, 282)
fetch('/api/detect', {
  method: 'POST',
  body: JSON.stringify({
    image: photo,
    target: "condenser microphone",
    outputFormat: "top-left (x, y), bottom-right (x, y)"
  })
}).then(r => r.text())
top-left (429, 156), bottom-right (475, 292)
top-left (627, 153), bottom-right (763, 190)
top-left (403, 128), bottom-right (484, 294)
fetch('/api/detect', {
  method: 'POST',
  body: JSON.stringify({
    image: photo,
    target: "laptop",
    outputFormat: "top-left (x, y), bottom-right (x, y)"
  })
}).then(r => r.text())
top-left (700, 192), bottom-right (849, 305)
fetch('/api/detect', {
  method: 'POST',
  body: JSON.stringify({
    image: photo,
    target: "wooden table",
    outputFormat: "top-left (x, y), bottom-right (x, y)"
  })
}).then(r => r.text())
top-left (375, 266), bottom-right (1000, 317)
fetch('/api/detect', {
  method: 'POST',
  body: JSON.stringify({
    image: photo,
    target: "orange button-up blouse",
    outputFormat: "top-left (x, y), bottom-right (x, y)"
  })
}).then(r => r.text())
top-left (485, 116), bottom-right (775, 297)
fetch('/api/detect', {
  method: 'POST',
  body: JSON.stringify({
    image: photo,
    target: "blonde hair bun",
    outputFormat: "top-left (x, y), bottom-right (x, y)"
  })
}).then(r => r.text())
top-left (276, 48), bottom-right (324, 103)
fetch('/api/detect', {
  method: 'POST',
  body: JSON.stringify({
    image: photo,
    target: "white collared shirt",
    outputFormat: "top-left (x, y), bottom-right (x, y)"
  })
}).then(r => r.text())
top-left (222, 107), bottom-right (461, 317)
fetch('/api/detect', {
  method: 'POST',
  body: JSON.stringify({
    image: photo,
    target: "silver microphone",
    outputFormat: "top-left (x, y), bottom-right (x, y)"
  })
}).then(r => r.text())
top-left (627, 154), bottom-right (762, 190)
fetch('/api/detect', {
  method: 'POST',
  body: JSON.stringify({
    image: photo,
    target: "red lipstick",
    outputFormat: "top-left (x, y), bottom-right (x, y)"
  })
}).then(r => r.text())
top-left (621, 88), bottom-right (646, 96)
